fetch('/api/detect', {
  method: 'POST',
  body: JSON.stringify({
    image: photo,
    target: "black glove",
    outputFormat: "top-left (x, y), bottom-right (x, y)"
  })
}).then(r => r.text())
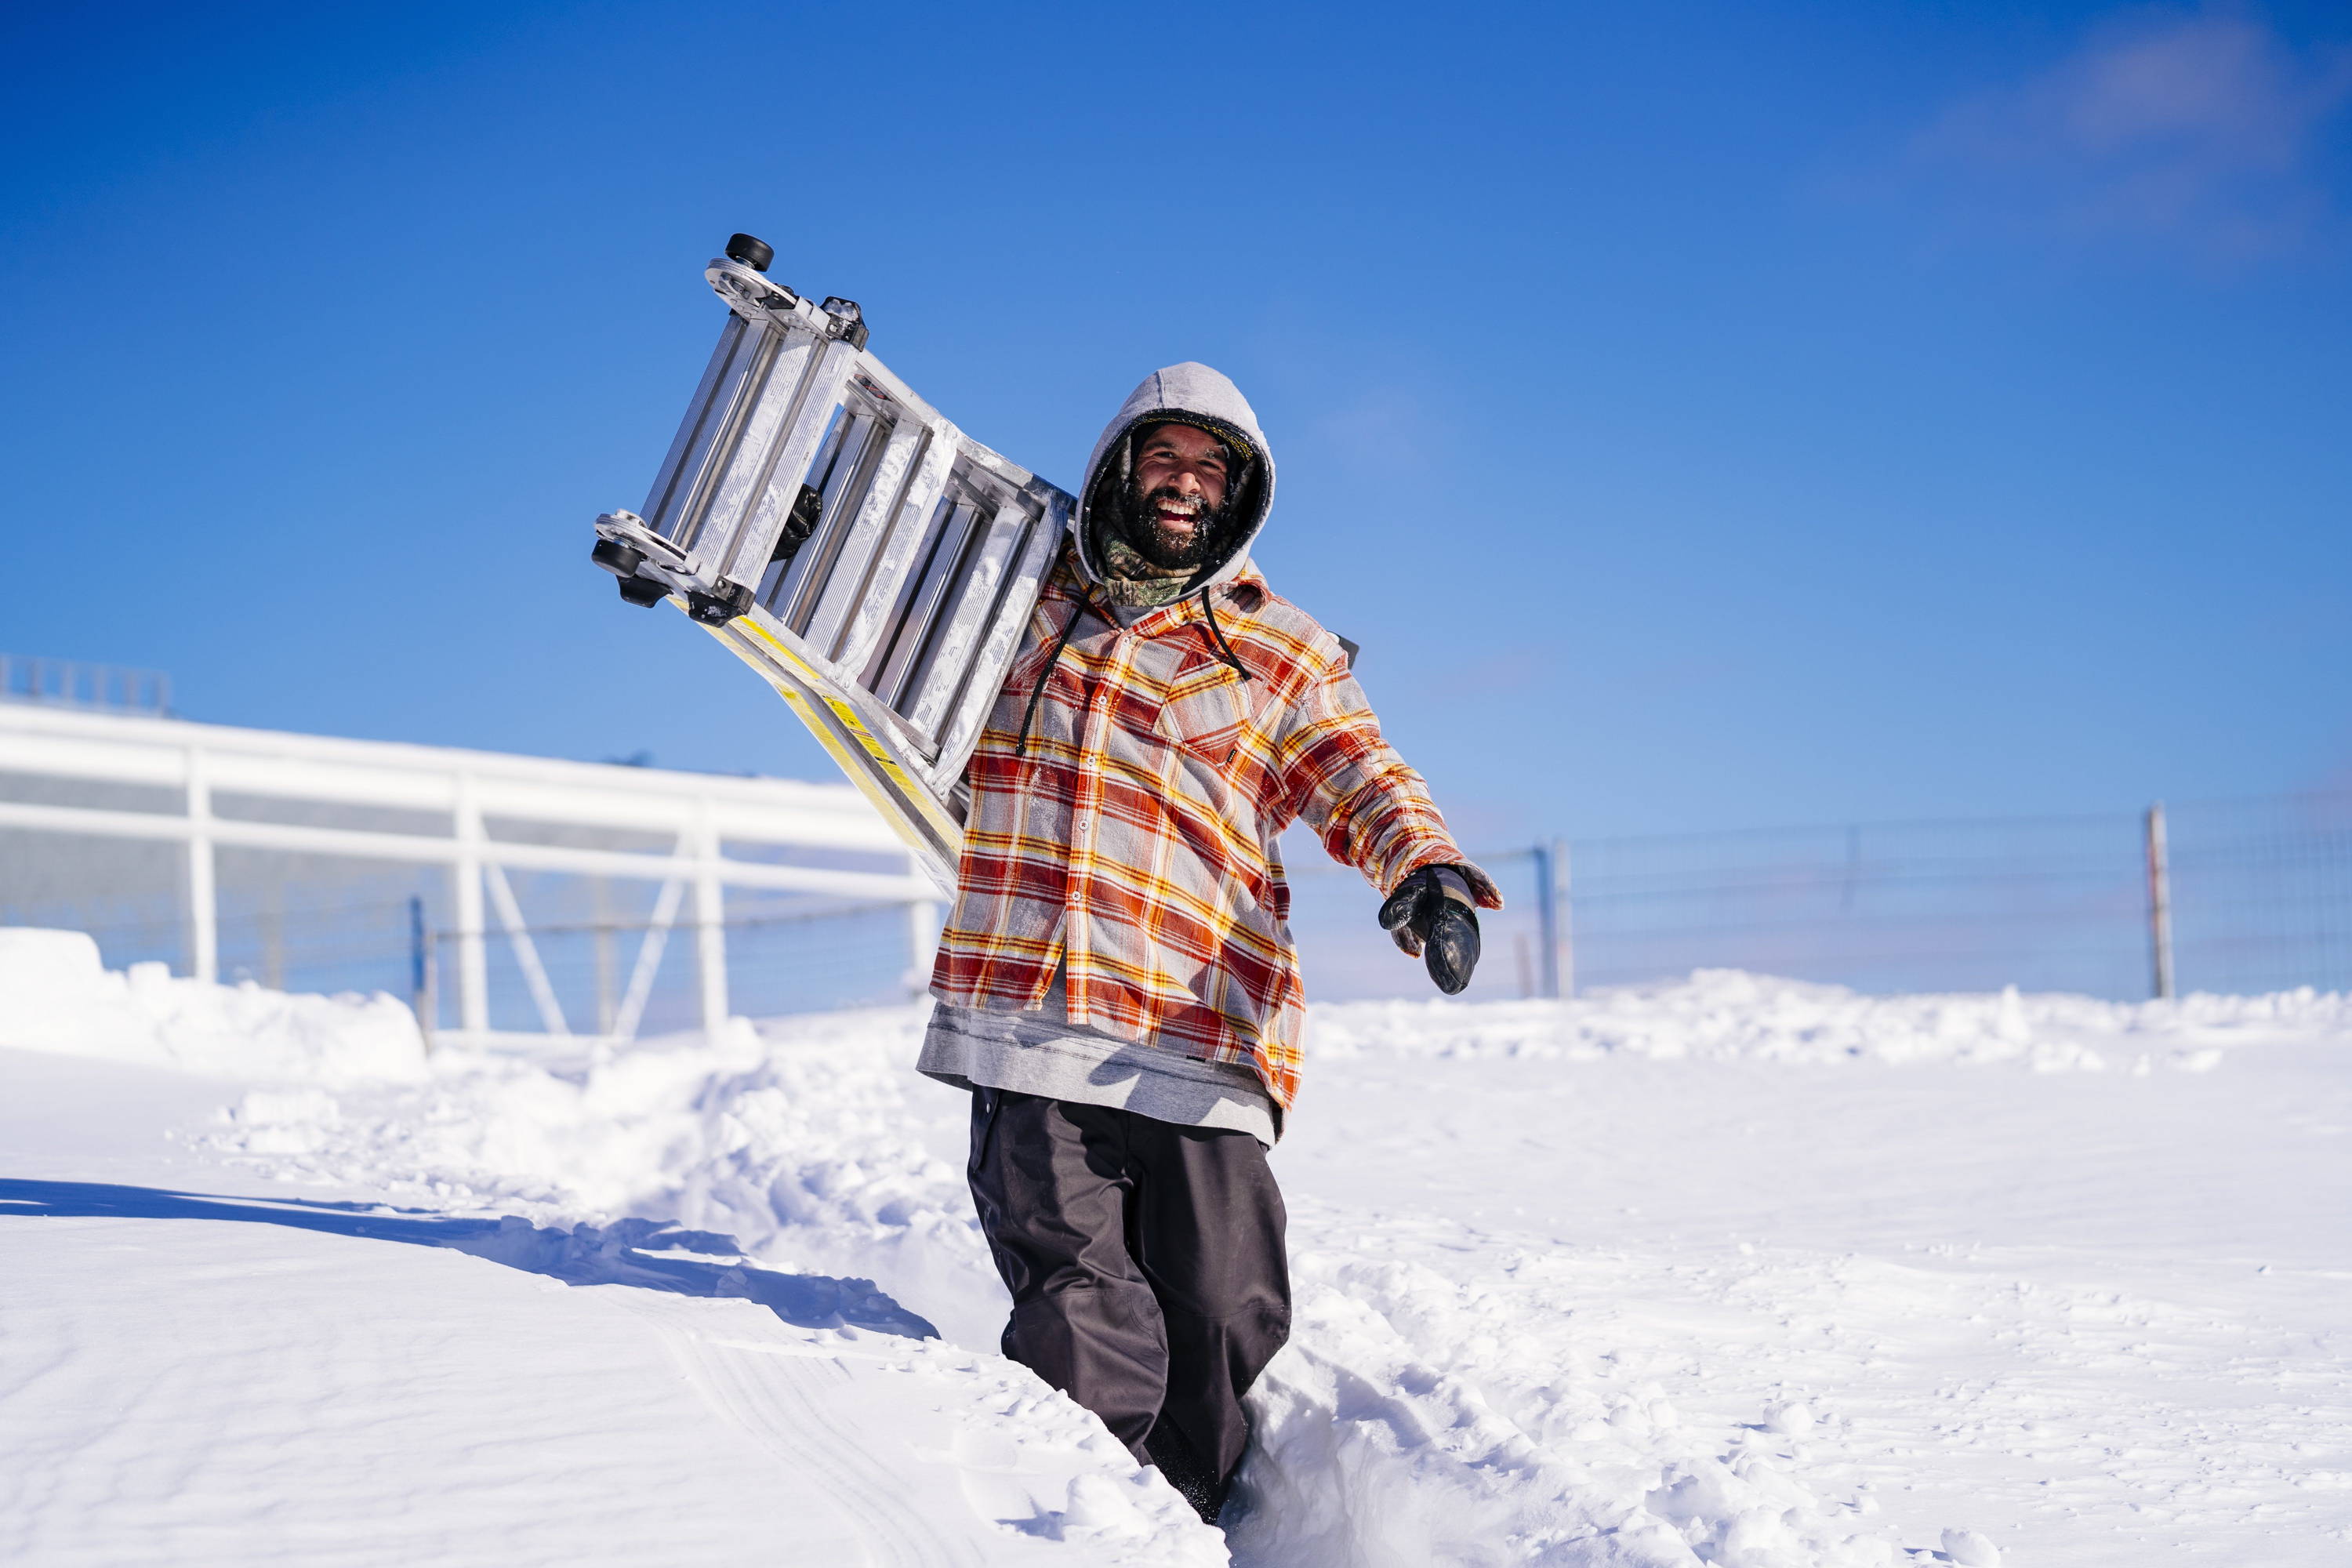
top-left (768, 483), bottom-right (824, 565)
top-left (1379, 865), bottom-right (1481, 995)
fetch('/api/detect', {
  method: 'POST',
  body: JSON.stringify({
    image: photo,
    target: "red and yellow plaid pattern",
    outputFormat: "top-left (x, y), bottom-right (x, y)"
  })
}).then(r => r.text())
top-left (931, 548), bottom-right (1501, 1109)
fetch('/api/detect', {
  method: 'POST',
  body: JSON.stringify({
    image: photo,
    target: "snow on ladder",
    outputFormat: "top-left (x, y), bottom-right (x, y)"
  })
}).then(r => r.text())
top-left (590, 234), bottom-right (1069, 892)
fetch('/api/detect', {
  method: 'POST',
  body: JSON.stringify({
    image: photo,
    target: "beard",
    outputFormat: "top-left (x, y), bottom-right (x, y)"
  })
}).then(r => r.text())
top-left (1120, 481), bottom-right (1229, 571)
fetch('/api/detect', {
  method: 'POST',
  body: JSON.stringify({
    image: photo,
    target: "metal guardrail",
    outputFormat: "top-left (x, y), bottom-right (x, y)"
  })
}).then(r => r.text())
top-left (0, 702), bottom-right (937, 1040)
top-left (0, 654), bottom-right (170, 716)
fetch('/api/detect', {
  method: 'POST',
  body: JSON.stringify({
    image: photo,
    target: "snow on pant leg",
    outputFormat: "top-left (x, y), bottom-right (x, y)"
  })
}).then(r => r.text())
top-left (965, 1087), bottom-right (1168, 1457)
top-left (1126, 1114), bottom-right (1292, 1503)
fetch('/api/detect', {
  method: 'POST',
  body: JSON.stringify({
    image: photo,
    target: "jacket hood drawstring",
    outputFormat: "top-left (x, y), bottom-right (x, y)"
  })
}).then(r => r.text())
top-left (1012, 589), bottom-right (1099, 759)
top-left (1199, 586), bottom-right (1250, 682)
top-left (1011, 586), bottom-right (1252, 760)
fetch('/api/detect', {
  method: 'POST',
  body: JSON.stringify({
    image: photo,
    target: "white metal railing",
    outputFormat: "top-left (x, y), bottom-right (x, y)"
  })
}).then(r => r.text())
top-left (0, 702), bottom-right (941, 1044)
top-left (0, 654), bottom-right (171, 717)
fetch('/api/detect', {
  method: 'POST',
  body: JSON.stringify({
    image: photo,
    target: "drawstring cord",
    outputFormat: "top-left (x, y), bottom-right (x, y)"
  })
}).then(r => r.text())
top-left (1011, 583), bottom-right (1249, 760)
top-left (1012, 590), bottom-right (1100, 758)
top-left (1199, 586), bottom-right (1251, 681)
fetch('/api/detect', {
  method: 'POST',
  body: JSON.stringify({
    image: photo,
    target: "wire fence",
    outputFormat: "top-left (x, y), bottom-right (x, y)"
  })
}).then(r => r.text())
top-left (1283, 790), bottom-right (2352, 1002)
top-left (10, 790), bottom-right (2349, 1022)
top-left (419, 899), bottom-right (920, 1039)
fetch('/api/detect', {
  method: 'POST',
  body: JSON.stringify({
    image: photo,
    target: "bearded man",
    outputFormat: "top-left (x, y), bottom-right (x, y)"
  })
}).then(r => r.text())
top-left (918, 363), bottom-right (1499, 1523)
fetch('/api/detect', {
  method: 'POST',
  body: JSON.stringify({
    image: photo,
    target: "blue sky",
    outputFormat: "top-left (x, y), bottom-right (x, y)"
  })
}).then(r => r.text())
top-left (5, 0), bottom-right (2347, 848)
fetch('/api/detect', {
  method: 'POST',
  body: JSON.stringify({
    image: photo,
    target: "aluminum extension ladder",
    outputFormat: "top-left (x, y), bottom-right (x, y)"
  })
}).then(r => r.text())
top-left (592, 234), bottom-right (1070, 892)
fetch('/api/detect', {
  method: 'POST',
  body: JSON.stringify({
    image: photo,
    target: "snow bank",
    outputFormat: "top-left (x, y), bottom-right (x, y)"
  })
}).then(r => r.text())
top-left (1312, 968), bottom-right (2351, 1072)
top-left (207, 1005), bottom-right (997, 1335)
top-left (0, 928), bottom-right (426, 1083)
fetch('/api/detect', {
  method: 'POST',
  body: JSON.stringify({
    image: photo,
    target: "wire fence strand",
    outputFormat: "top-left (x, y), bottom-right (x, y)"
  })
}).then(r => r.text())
top-left (8, 790), bottom-right (2348, 1021)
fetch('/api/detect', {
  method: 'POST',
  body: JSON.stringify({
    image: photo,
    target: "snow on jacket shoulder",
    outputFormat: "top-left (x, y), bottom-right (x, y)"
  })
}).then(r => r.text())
top-left (928, 548), bottom-right (1501, 1110)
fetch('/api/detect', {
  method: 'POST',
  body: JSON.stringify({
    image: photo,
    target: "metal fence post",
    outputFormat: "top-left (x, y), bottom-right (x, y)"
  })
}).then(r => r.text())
top-left (2146, 802), bottom-right (2176, 1000)
top-left (408, 895), bottom-right (434, 1051)
top-left (1553, 836), bottom-right (1573, 999)
top-left (1533, 841), bottom-right (1561, 999)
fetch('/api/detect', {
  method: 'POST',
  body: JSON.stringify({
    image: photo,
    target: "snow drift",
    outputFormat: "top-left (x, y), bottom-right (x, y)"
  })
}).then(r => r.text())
top-left (1312, 967), bottom-right (2350, 1073)
top-left (212, 1007), bottom-right (999, 1341)
top-left (0, 927), bottom-right (426, 1083)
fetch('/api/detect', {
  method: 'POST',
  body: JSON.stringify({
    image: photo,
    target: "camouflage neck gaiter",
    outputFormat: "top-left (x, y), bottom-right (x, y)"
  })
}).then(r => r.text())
top-left (1096, 532), bottom-right (1198, 607)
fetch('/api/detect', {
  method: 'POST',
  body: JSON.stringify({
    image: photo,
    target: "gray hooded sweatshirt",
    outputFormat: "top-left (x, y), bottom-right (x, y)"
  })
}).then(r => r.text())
top-left (1071, 361), bottom-right (1276, 606)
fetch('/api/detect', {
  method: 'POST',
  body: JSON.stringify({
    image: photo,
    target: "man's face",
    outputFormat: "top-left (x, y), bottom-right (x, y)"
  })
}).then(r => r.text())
top-left (1126, 423), bottom-right (1232, 569)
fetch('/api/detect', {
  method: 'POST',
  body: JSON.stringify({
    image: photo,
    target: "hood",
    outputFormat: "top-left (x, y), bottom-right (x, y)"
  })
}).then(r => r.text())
top-left (1071, 362), bottom-right (1276, 593)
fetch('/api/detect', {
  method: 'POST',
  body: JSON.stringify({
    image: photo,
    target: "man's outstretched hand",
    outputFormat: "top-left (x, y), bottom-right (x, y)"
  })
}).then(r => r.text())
top-left (1378, 865), bottom-right (1481, 995)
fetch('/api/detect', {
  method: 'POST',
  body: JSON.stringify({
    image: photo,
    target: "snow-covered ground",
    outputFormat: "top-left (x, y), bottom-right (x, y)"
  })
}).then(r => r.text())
top-left (2, 931), bottom-right (2347, 1565)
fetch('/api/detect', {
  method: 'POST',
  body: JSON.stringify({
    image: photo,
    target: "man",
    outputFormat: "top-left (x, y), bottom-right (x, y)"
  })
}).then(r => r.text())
top-left (918, 363), bottom-right (1499, 1523)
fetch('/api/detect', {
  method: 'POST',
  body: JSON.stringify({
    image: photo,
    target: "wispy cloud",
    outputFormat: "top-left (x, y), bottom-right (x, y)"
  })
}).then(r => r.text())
top-left (1907, 6), bottom-right (2352, 264)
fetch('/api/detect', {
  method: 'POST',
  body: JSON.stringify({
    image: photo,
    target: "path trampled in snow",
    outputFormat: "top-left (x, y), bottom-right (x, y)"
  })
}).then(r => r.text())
top-left (3, 933), bottom-right (2347, 1564)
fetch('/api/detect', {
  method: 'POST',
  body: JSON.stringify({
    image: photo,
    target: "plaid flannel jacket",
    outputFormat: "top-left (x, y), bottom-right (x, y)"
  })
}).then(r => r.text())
top-left (930, 548), bottom-right (1501, 1109)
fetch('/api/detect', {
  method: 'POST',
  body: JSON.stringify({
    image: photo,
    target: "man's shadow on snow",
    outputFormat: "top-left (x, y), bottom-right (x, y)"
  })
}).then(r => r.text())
top-left (0, 1178), bottom-right (937, 1339)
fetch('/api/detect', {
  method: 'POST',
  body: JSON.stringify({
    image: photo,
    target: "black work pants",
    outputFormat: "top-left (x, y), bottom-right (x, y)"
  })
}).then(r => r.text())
top-left (966, 1087), bottom-right (1290, 1521)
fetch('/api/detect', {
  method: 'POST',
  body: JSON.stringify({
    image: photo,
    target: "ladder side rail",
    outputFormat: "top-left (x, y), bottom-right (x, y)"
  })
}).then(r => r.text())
top-left (869, 499), bottom-right (985, 713)
top-left (770, 387), bottom-right (896, 630)
top-left (880, 499), bottom-right (994, 717)
top-left (829, 435), bottom-right (960, 679)
top-left (925, 487), bottom-right (1067, 788)
top-left (640, 314), bottom-right (752, 539)
top-left (713, 338), bottom-right (862, 591)
top-left (902, 495), bottom-right (1043, 742)
top-left (800, 419), bottom-right (935, 664)
top-left (706, 619), bottom-right (962, 891)
top-left (650, 319), bottom-right (778, 550)
top-left (687, 331), bottom-right (827, 572)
